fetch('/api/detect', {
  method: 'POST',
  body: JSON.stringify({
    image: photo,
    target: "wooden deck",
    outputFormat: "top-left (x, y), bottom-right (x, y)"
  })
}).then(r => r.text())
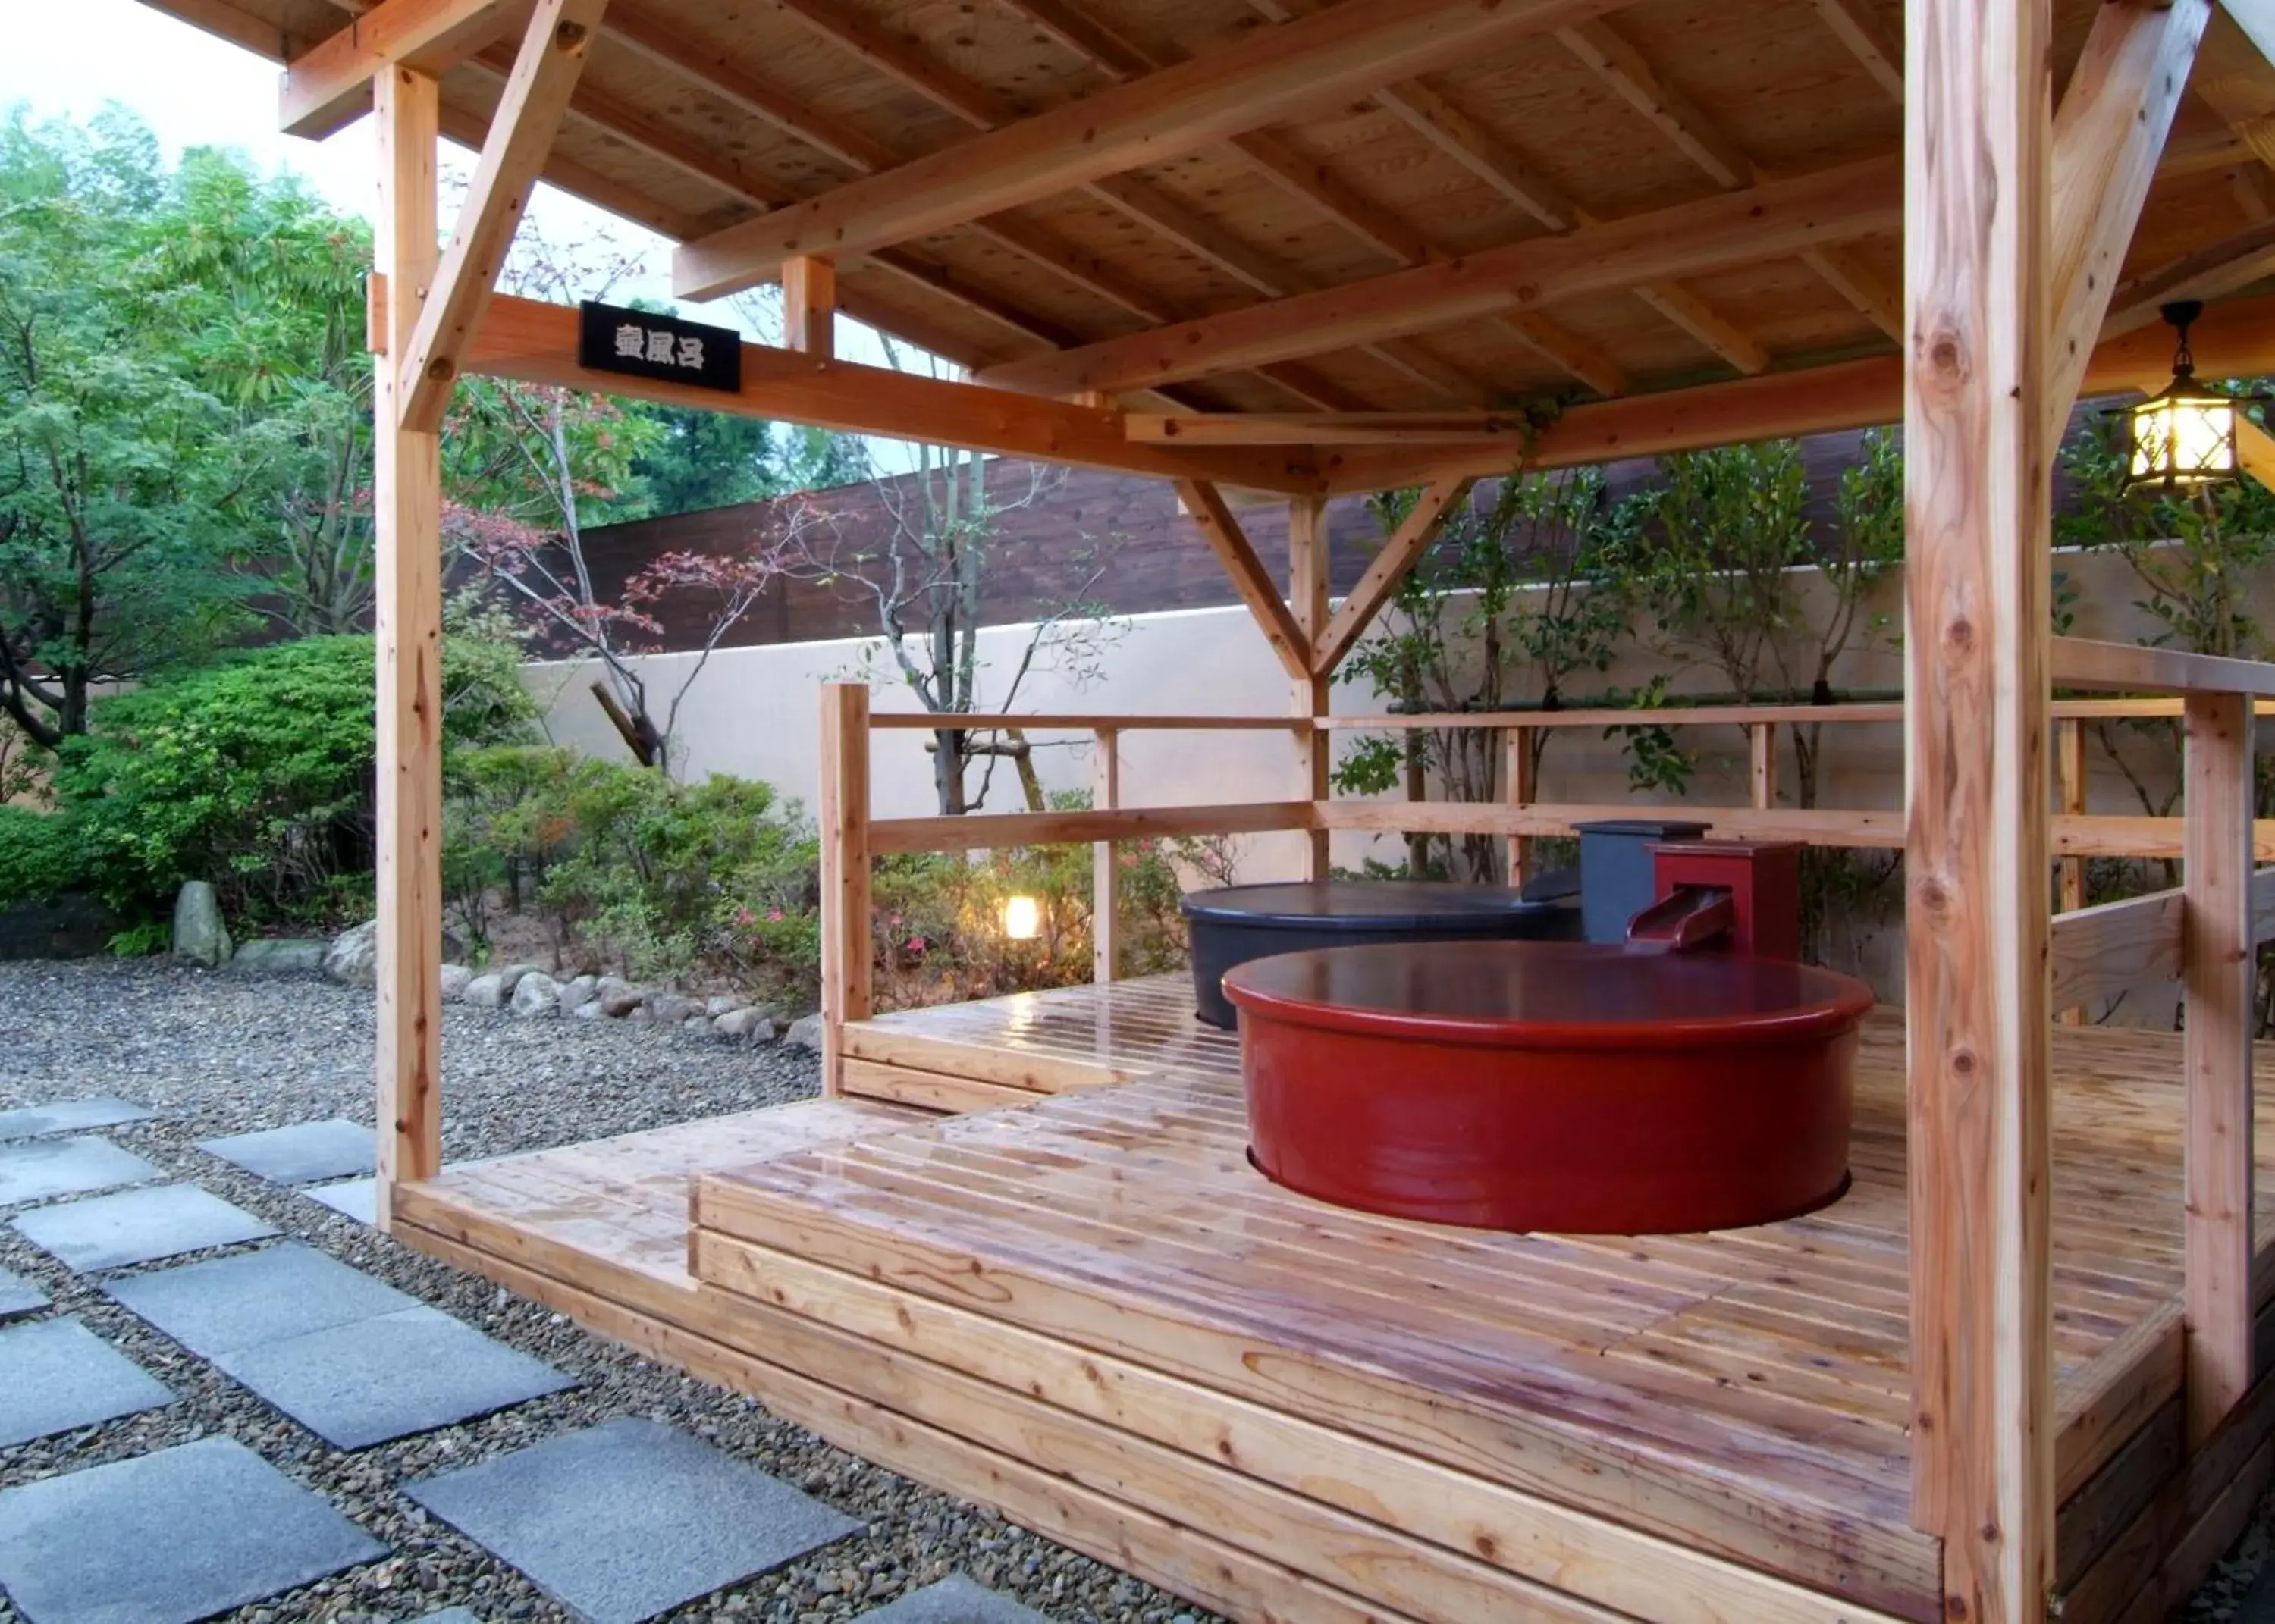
top-left (393, 977), bottom-right (2275, 1624)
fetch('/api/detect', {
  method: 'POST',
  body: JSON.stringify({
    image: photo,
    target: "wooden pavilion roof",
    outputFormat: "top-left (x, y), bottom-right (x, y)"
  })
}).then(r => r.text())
top-left (143, 0), bottom-right (2275, 486)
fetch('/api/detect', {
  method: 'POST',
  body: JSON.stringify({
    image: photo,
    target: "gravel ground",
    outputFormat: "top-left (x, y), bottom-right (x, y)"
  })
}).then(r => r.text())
top-left (0, 958), bottom-right (1213, 1624)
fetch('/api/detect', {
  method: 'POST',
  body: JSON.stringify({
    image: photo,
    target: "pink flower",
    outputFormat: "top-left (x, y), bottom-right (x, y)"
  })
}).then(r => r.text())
top-left (907, 936), bottom-right (927, 953)
top-left (733, 908), bottom-right (755, 926)
top-left (767, 908), bottom-right (784, 923)
top-left (888, 913), bottom-right (903, 927)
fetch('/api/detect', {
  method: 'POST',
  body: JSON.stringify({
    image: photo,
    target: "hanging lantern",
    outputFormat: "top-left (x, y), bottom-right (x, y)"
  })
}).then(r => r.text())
top-left (2127, 300), bottom-right (2239, 491)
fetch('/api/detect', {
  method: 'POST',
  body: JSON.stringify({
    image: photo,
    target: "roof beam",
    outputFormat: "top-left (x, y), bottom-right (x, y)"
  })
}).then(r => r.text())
top-left (2195, 7), bottom-right (2275, 170)
top-left (460, 292), bottom-right (1320, 492)
top-left (2105, 215), bottom-right (2275, 332)
top-left (397, 0), bottom-right (607, 431)
top-left (1312, 476), bottom-right (1473, 675)
top-left (2047, 0), bottom-right (2212, 431)
top-left (975, 155), bottom-right (1900, 397)
top-left (673, 0), bottom-right (1624, 300)
top-left (281, 0), bottom-right (529, 137)
top-left (1809, 0), bottom-right (1904, 103)
top-left (1128, 411), bottom-right (1534, 445)
top-left (1307, 290), bottom-right (2275, 494)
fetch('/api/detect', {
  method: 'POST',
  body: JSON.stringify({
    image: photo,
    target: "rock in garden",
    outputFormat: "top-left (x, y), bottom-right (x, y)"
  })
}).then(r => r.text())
top-left (595, 977), bottom-right (642, 1017)
top-left (783, 1012), bottom-right (824, 1052)
top-left (227, 939), bottom-right (325, 974)
top-left (645, 992), bottom-right (700, 1024)
top-left (570, 999), bottom-right (607, 1020)
top-left (510, 972), bottom-right (563, 1017)
top-left (557, 974), bottom-right (598, 1016)
top-left (704, 995), bottom-right (746, 1019)
top-left (439, 964), bottom-right (475, 1002)
top-left (171, 882), bottom-right (232, 968)
top-left (322, 918), bottom-right (466, 986)
top-left (682, 1014), bottom-right (714, 1034)
top-left (462, 973), bottom-right (507, 1010)
top-left (494, 963), bottom-right (546, 996)
top-left (712, 1006), bottom-right (774, 1042)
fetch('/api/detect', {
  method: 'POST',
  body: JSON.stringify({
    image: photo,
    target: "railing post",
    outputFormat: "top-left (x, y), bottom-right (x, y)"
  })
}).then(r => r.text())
top-left (1093, 727), bottom-right (1121, 983)
top-left (1749, 721), bottom-right (1778, 810)
top-left (2057, 716), bottom-right (2087, 1024)
top-left (1290, 496), bottom-right (1332, 881)
top-left (1505, 726), bottom-right (1535, 886)
top-left (2184, 689), bottom-right (2255, 1443)
top-left (818, 681), bottom-right (872, 1097)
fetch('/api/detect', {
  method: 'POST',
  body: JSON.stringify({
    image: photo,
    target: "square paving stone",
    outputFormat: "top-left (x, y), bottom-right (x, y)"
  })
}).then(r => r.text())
top-left (406, 1419), bottom-right (861, 1624)
top-left (0, 1267), bottom-right (46, 1320)
top-left (858, 1576), bottom-right (1056, 1623)
top-left (0, 1136), bottom-right (162, 1208)
top-left (12, 1184), bottom-right (278, 1273)
top-left (304, 1177), bottom-right (377, 1225)
top-left (0, 1434), bottom-right (385, 1624)
top-left (0, 1097), bottom-right (155, 1141)
top-left (197, 1118), bottom-right (375, 1185)
top-left (105, 1242), bottom-right (416, 1358)
top-left (0, 1317), bottom-right (171, 1447)
top-left (215, 1305), bottom-right (573, 1450)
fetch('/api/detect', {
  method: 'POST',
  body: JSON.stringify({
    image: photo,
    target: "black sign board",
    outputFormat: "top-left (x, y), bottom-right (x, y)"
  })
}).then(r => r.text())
top-left (576, 300), bottom-right (742, 394)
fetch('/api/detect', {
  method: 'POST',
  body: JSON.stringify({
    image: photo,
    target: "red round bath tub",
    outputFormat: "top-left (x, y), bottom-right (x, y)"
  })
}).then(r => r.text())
top-left (1222, 940), bottom-right (1875, 1234)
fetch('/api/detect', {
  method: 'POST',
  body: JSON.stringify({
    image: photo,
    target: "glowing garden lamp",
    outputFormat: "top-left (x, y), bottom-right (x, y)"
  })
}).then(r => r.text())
top-left (1003, 895), bottom-right (1042, 941)
top-left (2127, 300), bottom-right (2239, 491)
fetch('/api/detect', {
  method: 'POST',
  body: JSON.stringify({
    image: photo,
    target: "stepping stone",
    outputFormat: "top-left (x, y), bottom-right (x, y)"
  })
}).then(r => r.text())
top-left (858, 1576), bottom-right (1056, 1623)
top-left (0, 1136), bottom-right (162, 1208)
top-left (303, 1177), bottom-right (377, 1225)
top-left (196, 1118), bottom-right (374, 1185)
top-left (0, 1097), bottom-right (154, 1141)
top-left (105, 1242), bottom-right (416, 1359)
top-left (0, 1317), bottom-right (171, 1447)
top-left (12, 1184), bottom-right (277, 1272)
top-left (0, 1435), bottom-right (384, 1624)
top-left (218, 1305), bottom-right (573, 1449)
top-left (0, 1266), bottom-right (46, 1320)
top-left (406, 1419), bottom-right (861, 1624)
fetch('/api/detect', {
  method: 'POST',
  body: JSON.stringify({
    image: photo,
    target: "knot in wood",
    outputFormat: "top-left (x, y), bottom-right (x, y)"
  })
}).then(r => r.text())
top-left (554, 20), bottom-right (588, 48)
top-left (1951, 1046), bottom-right (1978, 1079)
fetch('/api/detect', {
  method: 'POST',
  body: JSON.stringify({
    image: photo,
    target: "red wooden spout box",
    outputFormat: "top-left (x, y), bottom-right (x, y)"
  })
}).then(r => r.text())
top-left (1224, 939), bottom-right (1875, 1234)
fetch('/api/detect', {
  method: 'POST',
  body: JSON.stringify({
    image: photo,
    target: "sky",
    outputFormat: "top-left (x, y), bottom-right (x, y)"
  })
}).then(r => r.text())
top-left (0, 0), bottom-right (933, 467)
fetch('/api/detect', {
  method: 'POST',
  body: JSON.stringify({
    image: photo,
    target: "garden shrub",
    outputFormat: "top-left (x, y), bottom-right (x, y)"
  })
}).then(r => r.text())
top-left (52, 633), bottom-right (534, 924)
top-left (0, 804), bottom-right (96, 908)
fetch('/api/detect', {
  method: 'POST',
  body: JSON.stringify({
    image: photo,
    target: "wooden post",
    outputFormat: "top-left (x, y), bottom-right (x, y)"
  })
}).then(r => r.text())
top-left (818, 681), bottom-right (872, 1096)
top-left (1093, 728), bottom-right (1121, 983)
top-left (1903, 0), bottom-right (2056, 1617)
top-left (2184, 690), bottom-right (2255, 1443)
top-left (783, 255), bottom-right (836, 359)
top-left (2057, 716), bottom-right (2087, 1024)
top-left (1749, 721), bottom-right (1778, 811)
top-left (1505, 726), bottom-right (1535, 886)
top-left (1289, 496), bottom-right (1332, 880)
top-left (372, 65), bottom-right (444, 1234)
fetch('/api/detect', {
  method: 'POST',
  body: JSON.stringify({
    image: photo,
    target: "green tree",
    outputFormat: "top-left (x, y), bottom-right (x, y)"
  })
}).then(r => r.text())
top-left (0, 108), bottom-right (256, 747)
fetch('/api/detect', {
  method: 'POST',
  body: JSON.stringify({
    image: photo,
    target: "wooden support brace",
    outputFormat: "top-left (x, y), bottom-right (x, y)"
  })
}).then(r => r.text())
top-left (372, 64), bottom-right (444, 1231)
top-left (1312, 477), bottom-right (1472, 678)
top-left (818, 682), bottom-right (873, 1096)
top-left (2185, 690), bottom-right (2256, 1444)
top-left (1172, 481), bottom-right (1313, 685)
top-left (397, 0), bottom-right (609, 433)
top-left (281, 0), bottom-right (529, 138)
top-left (1749, 722), bottom-right (1778, 811)
top-left (783, 256), bottom-right (836, 360)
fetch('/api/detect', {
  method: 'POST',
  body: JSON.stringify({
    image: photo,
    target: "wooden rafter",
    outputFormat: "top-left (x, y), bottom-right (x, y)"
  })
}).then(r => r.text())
top-left (782, 256), bottom-right (834, 359)
top-left (976, 156), bottom-right (1900, 397)
top-left (397, 0), bottom-right (607, 431)
top-left (281, 0), bottom-right (528, 136)
top-left (1311, 476), bottom-right (1473, 676)
top-left (1127, 411), bottom-right (1534, 444)
top-left (1172, 481), bottom-right (1315, 682)
top-left (672, 0), bottom-right (1624, 299)
top-left (1811, 0), bottom-right (1903, 102)
top-left (2103, 215), bottom-right (2275, 334)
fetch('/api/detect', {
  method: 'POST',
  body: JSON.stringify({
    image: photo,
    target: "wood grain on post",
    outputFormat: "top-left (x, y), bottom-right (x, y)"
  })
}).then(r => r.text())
top-left (373, 65), bottom-right (444, 1233)
top-left (1289, 497), bottom-right (1332, 880)
top-left (1902, 0), bottom-right (2056, 1617)
top-left (2058, 716), bottom-right (2088, 1024)
top-left (1093, 728), bottom-right (1121, 984)
top-left (2185, 690), bottom-right (2255, 1444)
top-left (818, 682), bottom-right (874, 1096)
